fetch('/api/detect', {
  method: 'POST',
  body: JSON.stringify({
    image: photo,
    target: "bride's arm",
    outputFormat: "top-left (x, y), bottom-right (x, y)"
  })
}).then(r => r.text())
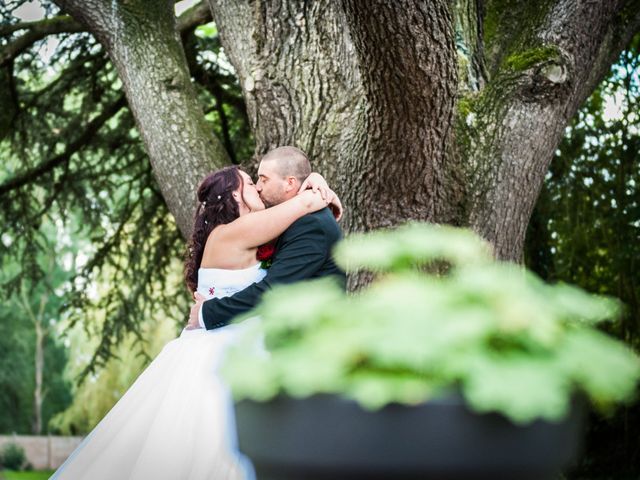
top-left (214, 190), bottom-right (329, 250)
top-left (298, 172), bottom-right (343, 220)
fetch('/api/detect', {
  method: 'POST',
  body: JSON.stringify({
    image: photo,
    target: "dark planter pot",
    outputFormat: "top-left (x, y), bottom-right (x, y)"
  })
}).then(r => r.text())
top-left (235, 394), bottom-right (586, 480)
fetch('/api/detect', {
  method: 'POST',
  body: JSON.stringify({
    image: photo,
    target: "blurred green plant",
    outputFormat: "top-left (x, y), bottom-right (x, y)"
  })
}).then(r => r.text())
top-left (223, 223), bottom-right (640, 425)
top-left (0, 443), bottom-right (26, 471)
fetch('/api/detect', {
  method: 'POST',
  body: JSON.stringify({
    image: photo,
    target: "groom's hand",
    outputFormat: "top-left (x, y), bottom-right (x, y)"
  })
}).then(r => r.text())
top-left (186, 292), bottom-right (206, 330)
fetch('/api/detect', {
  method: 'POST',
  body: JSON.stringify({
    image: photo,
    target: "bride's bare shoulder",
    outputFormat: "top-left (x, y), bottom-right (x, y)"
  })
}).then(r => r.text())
top-left (201, 225), bottom-right (255, 269)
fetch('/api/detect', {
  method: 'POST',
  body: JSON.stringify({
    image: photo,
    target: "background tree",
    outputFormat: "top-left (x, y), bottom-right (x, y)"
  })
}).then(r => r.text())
top-left (0, 216), bottom-right (73, 434)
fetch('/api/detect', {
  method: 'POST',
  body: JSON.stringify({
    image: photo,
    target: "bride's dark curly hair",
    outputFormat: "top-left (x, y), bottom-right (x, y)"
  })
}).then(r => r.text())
top-left (184, 166), bottom-right (246, 293)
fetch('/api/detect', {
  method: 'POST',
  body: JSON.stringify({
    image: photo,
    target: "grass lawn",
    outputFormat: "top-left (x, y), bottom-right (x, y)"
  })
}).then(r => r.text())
top-left (1, 471), bottom-right (54, 480)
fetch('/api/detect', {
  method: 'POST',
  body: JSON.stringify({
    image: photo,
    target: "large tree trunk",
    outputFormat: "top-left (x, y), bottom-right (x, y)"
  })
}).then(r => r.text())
top-left (209, 0), bottom-right (640, 263)
top-left (209, 0), bottom-right (462, 234)
top-left (53, 0), bottom-right (230, 237)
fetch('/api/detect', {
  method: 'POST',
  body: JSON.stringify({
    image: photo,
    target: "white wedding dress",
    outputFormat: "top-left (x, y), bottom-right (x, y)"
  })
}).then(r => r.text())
top-left (52, 264), bottom-right (267, 480)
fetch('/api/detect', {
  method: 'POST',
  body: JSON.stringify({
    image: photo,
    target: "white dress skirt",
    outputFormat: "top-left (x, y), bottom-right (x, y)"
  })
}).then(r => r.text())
top-left (52, 264), bottom-right (267, 480)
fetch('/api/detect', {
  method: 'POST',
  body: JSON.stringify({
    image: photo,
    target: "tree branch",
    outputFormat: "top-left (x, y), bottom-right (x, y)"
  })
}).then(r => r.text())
top-left (0, 15), bottom-right (81, 37)
top-left (211, 91), bottom-right (235, 163)
top-left (0, 2), bottom-right (212, 68)
top-left (568, 0), bottom-right (640, 107)
top-left (19, 284), bottom-right (38, 327)
top-left (0, 96), bottom-right (127, 197)
top-left (177, 0), bottom-right (212, 35)
top-left (182, 29), bottom-right (248, 119)
top-left (0, 16), bottom-right (84, 67)
top-left (0, 61), bottom-right (19, 137)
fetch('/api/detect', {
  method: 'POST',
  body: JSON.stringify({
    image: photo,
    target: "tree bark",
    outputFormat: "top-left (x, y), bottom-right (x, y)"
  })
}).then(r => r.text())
top-left (53, 0), bottom-right (228, 237)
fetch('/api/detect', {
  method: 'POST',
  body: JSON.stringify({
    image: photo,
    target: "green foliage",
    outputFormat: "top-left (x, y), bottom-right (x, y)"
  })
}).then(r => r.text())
top-left (0, 443), bottom-right (26, 471)
top-left (186, 20), bottom-right (253, 164)
top-left (0, 316), bottom-right (32, 433)
top-left (195, 22), bottom-right (217, 39)
top-left (224, 224), bottom-right (640, 425)
top-left (334, 223), bottom-right (493, 272)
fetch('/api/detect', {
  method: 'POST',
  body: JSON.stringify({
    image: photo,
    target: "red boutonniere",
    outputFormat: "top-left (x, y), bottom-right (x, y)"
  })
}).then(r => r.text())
top-left (257, 243), bottom-right (276, 269)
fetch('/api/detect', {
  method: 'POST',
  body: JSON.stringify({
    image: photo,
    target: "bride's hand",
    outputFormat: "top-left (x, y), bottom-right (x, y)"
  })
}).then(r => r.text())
top-left (298, 189), bottom-right (331, 212)
top-left (299, 173), bottom-right (343, 220)
top-left (298, 172), bottom-right (330, 199)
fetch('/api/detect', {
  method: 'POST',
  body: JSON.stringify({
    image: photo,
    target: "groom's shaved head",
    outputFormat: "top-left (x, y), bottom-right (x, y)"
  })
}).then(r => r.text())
top-left (261, 146), bottom-right (311, 184)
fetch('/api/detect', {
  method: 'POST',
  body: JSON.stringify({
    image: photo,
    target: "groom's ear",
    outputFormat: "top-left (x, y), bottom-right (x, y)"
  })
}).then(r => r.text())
top-left (284, 175), bottom-right (299, 192)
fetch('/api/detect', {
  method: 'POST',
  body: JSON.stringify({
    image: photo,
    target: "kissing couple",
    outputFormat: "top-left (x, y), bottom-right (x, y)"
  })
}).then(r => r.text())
top-left (52, 146), bottom-right (346, 480)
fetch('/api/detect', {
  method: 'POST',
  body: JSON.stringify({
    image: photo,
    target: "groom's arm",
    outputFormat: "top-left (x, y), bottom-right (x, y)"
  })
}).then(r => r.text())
top-left (200, 215), bottom-right (329, 329)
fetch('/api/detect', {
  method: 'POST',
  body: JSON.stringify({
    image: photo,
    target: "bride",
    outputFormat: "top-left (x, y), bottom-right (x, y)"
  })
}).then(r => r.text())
top-left (52, 165), bottom-right (339, 480)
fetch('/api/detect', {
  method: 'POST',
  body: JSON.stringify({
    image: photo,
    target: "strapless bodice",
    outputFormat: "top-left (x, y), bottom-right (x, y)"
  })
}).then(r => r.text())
top-left (196, 263), bottom-right (267, 301)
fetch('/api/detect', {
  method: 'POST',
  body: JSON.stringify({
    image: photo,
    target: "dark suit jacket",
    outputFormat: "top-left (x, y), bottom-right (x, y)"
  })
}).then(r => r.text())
top-left (201, 207), bottom-right (346, 329)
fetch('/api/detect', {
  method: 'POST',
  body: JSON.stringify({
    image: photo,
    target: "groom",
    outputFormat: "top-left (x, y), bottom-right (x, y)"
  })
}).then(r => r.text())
top-left (188, 146), bottom-right (346, 330)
